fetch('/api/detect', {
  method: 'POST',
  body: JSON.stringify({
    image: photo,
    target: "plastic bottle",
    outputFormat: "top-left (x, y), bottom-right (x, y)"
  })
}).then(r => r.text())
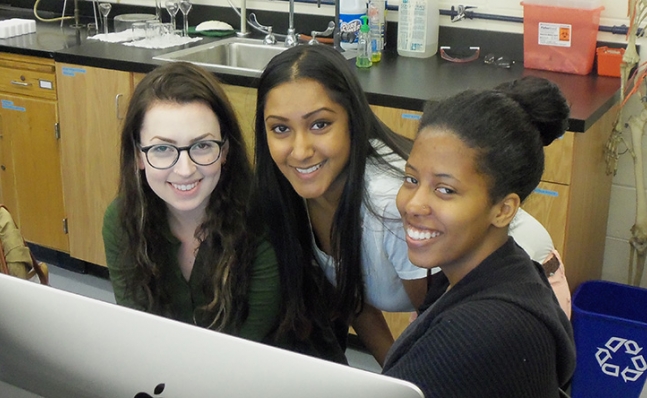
top-left (356, 16), bottom-right (372, 68)
top-left (339, 0), bottom-right (366, 51)
top-left (397, 0), bottom-right (439, 58)
top-left (367, 0), bottom-right (385, 62)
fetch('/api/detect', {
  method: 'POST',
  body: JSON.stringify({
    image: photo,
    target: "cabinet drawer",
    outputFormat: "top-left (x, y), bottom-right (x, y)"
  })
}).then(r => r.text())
top-left (542, 132), bottom-right (573, 185)
top-left (0, 59), bottom-right (56, 100)
top-left (521, 181), bottom-right (570, 255)
top-left (371, 105), bottom-right (422, 140)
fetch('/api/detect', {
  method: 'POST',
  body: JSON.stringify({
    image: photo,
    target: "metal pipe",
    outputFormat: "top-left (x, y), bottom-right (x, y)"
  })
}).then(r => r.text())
top-left (333, 0), bottom-right (342, 51)
top-left (236, 0), bottom-right (250, 37)
top-left (438, 6), bottom-right (632, 36)
top-left (284, 0), bottom-right (298, 46)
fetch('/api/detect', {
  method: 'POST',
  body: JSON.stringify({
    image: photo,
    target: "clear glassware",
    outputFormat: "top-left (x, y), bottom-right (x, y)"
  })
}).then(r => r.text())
top-left (98, 3), bottom-right (112, 35)
top-left (155, 0), bottom-right (163, 21)
top-left (165, 0), bottom-right (180, 32)
top-left (131, 22), bottom-right (147, 41)
top-left (179, 0), bottom-right (192, 37)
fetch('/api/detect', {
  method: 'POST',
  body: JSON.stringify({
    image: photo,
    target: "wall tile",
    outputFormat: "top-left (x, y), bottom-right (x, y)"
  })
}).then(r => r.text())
top-left (602, 237), bottom-right (631, 284)
top-left (603, 237), bottom-right (647, 288)
top-left (606, 185), bottom-right (638, 240)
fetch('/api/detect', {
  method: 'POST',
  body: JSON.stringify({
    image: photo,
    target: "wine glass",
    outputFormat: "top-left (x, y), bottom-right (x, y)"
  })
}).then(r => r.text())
top-left (179, 0), bottom-right (192, 37)
top-left (165, 0), bottom-right (179, 32)
top-left (99, 3), bottom-right (112, 35)
top-left (155, 0), bottom-right (163, 21)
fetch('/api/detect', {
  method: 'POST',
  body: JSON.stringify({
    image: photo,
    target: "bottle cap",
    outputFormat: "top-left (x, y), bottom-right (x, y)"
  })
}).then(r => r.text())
top-left (360, 15), bottom-right (370, 33)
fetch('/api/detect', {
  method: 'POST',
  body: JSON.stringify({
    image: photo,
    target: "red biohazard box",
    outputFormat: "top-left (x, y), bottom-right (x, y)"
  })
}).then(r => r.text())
top-left (521, 0), bottom-right (604, 75)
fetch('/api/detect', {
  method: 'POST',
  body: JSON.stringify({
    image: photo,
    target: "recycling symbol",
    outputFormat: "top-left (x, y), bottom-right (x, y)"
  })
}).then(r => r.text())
top-left (596, 337), bottom-right (647, 382)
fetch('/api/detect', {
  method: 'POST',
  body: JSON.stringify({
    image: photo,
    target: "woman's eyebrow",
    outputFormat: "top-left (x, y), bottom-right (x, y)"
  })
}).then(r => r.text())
top-left (303, 107), bottom-right (335, 119)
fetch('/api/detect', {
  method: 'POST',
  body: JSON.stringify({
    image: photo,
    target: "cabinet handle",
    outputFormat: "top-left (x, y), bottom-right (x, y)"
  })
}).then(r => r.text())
top-left (10, 80), bottom-right (31, 87)
top-left (115, 93), bottom-right (124, 120)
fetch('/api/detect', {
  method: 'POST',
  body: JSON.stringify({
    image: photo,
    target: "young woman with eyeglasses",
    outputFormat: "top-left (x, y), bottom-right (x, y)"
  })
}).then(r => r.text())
top-left (102, 62), bottom-right (281, 342)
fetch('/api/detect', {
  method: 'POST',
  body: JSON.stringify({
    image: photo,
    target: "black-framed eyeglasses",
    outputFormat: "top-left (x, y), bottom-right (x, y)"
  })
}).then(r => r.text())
top-left (139, 139), bottom-right (226, 170)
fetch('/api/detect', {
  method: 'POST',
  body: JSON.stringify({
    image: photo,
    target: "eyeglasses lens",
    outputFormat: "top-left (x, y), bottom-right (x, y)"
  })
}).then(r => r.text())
top-left (189, 141), bottom-right (221, 165)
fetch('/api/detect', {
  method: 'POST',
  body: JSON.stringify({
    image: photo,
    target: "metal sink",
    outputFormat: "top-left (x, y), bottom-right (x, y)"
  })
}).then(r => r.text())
top-left (153, 37), bottom-right (288, 78)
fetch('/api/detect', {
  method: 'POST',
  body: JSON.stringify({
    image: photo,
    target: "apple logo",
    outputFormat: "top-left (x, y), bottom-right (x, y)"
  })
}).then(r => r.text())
top-left (134, 383), bottom-right (165, 397)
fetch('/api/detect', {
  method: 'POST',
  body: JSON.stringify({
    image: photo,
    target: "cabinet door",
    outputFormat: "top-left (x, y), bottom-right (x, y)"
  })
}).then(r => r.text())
top-left (371, 105), bottom-right (422, 140)
top-left (222, 84), bottom-right (257, 162)
top-left (57, 64), bottom-right (133, 266)
top-left (382, 311), bottom-right (413, 340)
top-left (542, 132), bottom-right (573, 185)
top-left (0, 94), bottom-right (67, 251)
top-left (0, 109), bottom-right (18, 217)
top-left (521, 181), bottom-right (570, 255)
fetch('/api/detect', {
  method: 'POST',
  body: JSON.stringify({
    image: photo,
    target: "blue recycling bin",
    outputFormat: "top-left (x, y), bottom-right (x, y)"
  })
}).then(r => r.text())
top-left (571, 280), bottom-right (647, 398)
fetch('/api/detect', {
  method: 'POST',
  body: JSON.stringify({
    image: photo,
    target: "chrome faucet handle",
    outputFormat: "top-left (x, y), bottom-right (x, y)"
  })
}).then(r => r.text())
top-left (285, 27), bottom-right (298, 47)
top-left (264, 26), bottom-right (277, 45)
top-left (451, 5), bottom-right (476, 22)
top-left (308, 21), bottom-right (335, 45)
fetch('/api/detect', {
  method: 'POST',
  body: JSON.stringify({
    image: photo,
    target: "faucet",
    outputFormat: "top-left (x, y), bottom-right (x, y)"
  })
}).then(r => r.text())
top-left (311, 0), bottom-right (344, 52)
top-left (308, 21), bottom-right (335, 45)
top-left (284, 0), bottom-right (298, 47)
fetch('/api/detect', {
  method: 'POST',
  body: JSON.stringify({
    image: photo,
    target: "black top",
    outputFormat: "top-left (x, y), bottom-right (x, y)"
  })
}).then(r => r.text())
top-left (383, 238), bottom-right (576, 398)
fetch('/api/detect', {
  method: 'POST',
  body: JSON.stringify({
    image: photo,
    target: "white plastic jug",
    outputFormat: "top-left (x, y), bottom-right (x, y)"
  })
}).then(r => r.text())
top-left (397, 0), bottom-right (439, 58)
top-left (339, 0), bottom-right (366, 51)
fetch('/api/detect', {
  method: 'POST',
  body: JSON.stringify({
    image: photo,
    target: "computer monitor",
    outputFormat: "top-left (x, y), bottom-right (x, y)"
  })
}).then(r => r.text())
top-left (0, 273), bottom-right (424, 398)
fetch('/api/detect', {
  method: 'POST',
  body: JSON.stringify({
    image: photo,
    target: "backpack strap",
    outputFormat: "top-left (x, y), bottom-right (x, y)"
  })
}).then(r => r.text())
top-left (0, 230), bottom-right (9, 275)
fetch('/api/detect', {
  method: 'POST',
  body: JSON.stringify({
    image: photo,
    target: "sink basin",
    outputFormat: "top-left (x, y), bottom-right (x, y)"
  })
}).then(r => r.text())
top-left (153, 37), bottom-right (288, 78)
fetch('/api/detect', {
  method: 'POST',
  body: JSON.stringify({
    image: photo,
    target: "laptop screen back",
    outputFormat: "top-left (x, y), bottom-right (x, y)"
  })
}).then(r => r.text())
top-left (0, 274), bottom-right (424, 398)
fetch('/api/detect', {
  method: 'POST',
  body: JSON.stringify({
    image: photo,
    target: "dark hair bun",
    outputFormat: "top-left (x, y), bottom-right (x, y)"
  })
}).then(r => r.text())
top-left (495, 76), bottom-right (570, 146)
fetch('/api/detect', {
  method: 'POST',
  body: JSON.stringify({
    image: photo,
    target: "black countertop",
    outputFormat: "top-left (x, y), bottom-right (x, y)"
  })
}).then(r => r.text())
top-left (0, 9), bottom-right (621, 132)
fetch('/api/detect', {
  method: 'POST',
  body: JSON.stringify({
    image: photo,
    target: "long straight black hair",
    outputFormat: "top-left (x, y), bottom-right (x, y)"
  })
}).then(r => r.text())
top-left (253, 45), bottom-right (413, 339)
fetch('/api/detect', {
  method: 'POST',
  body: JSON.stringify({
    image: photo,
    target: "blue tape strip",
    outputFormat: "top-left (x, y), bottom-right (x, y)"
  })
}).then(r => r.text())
top-left (62, 67), bottom-right (87, 77)
top-left (1, 99), bottom-right (25, 112)
top-left (533, 187), bottom-right (558, 197)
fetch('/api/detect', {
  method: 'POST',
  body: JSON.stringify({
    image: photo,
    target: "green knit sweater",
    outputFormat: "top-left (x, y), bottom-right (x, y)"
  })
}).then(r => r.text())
top-left (102, 199), bottom-right (281, 343)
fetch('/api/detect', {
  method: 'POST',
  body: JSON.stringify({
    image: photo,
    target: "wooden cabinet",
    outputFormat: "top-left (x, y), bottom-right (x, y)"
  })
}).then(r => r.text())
top-left (371, 105), bottom-right (422, 140)
top-left (0, 53), bottom-right (67, 252)
top-left (222, 84), bottom-right (257, 160)
top-left (522, 107), bottom-right (617, 292)
top-left (56, 63), bottom-right (136, 266)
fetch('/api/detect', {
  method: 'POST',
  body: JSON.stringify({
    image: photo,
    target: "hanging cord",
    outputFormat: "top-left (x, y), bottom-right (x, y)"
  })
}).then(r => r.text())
top-left (33, 0), bottom-right (75, 22)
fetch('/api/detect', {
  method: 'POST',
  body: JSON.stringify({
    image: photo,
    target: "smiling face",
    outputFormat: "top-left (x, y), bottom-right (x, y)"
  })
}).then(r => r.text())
top-left (396, 128), bottom-right (513, 283)
top-left (263, 78), bottom-right (351, 204)
top-left (138, 100), bottom-right (227, 219)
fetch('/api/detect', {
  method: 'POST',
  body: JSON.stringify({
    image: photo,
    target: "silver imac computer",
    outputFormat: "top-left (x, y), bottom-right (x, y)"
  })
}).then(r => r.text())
top-left (0, 273), bottom-right (424, 398)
